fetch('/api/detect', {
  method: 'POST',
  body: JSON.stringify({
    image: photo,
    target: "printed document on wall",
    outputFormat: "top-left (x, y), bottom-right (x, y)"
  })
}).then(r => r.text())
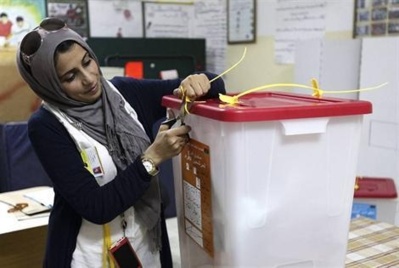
top-left (88, 0), bottom-right (143, 37)
top-left (193, 0), bottom-right (227, 75)
top-left (274, 0), bottom-right (326, 64)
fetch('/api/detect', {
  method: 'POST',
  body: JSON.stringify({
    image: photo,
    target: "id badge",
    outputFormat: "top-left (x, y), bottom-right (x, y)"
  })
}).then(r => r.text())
top-left (81, 147), bottom-right (104, 177)
top-left (109, 237), bottom-right (142, 268)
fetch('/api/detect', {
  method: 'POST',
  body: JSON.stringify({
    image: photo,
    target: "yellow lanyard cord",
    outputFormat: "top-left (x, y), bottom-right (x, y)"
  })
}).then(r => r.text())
top-left (79, 138), bottom-right (115, 267)
top-left (102, 224), bottom-right (115, 268)
top-left (219, 78), bottom-right (388, 105)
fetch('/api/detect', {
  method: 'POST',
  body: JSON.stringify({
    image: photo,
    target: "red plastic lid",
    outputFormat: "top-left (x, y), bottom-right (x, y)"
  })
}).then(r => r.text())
top-left (354, 177), bottom-right (398, 199)
top-left (162, 92), bottom-right (372, 122)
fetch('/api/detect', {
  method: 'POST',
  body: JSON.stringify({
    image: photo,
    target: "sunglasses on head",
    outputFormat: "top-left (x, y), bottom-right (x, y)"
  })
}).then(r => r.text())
top-left (20, 18), bottom-right (68, 66)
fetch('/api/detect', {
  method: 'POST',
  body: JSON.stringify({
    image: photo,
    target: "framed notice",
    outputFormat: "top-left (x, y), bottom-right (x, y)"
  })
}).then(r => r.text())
top-left (47, 0), bottom-right (90, 38)
top-left (142, 1), bottom-right (193, 38)
top-left (88, 0), bottom-right (143, 38)
top-left (228, 0), bottom-right (256, 44)
top-left (354, 0), bottom-right (399, 38)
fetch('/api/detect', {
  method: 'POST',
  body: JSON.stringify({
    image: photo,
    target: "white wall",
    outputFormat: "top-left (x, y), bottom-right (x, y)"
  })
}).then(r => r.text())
top-left (225, 0), bottom-right (355, 92)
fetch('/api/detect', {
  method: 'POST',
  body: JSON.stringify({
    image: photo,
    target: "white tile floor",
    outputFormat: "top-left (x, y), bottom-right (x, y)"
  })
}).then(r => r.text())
top-left (166, 217), bottom-right (181, 267)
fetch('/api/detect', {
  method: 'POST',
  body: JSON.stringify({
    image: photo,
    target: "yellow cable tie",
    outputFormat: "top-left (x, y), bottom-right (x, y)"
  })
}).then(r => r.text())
top-left (311, 78), bottom-right (323, 98)
top-left (219, 79), bottom-right (388, 105)
top-left (184, 99), bottom-right (192, 114)
top-left (318, 82), bottom-right (388, 95)
top-left (210, 47), bottom-right (247, 83)
top-left (179, 85), bottom-right (193, 115)
top-left (182, 47), bottom-right (247, 115)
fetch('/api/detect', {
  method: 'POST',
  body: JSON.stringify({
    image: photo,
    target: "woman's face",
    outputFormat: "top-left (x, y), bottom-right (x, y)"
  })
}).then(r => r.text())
top-left (55, 43), bottom-right (102, 103)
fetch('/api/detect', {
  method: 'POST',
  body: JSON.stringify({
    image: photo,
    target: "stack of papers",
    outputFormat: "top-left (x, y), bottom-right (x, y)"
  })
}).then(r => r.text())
top-left (23, 187), bottom-right (54, 209)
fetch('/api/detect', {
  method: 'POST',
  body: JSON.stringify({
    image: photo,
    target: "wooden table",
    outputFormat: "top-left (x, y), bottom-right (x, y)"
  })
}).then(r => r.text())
top-left (0, 188), bottom-right (49, 268)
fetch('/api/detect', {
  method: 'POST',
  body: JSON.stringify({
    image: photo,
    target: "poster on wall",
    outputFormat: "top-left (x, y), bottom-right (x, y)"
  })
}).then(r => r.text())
top-left (143, 2), bottom-right (193, 38)
top-left (193, 0), bottom-right (227, 75)
top-left (88, 0), bottom-right (143, 38)
top-left (227, 0), bottom-right (256, 44)
top-left (47, 0), bottom-right (89, 38)
top-left (274, 0), bottom-right (326, 65)
top-left (354, 0), bottom-right (399, 38)
top-left (0, 0), bottom-right (46, 47)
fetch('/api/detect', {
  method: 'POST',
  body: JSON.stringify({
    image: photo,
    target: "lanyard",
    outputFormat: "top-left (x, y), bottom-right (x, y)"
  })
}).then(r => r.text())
top-left (102, 214), bottom-right (127, 268)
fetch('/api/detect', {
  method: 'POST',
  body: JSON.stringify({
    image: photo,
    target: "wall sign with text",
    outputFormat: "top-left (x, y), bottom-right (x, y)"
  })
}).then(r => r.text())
top-left (228, 0), bottom-right (256, 44)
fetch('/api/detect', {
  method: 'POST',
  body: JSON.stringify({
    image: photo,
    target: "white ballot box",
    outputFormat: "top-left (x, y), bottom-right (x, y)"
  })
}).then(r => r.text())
top-left (162, 92), bottom-right (372, 268)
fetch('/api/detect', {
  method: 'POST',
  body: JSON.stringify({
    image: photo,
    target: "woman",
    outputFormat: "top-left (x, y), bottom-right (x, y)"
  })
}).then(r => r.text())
top-left (16, 18), bottom-right (225, 267)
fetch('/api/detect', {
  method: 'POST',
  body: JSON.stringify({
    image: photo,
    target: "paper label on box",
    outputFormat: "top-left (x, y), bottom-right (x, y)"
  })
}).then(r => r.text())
top-left (181, 139), bottom-right (214, 257)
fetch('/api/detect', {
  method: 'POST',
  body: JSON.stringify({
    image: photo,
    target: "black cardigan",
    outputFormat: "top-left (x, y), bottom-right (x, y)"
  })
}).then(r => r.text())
top-left (27, 74), bottom-right (225, 267)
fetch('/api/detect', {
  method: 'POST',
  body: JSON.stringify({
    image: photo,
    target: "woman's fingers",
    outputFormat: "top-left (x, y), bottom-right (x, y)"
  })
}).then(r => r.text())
top-left (150, 125), bottom-right (191, 163)
top-left (180, 74), bottom-right (210, 99)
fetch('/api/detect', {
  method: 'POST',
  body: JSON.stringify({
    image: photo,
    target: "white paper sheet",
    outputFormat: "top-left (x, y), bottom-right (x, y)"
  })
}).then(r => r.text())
top-left (23, 187), bottom-right (54, 208)
top-left (275, 0), bottom-right (327, 64)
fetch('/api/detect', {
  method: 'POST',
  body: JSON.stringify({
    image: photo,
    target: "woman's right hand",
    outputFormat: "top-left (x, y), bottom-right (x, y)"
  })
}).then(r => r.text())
top-left (141, 123), bottom-right (191, 166)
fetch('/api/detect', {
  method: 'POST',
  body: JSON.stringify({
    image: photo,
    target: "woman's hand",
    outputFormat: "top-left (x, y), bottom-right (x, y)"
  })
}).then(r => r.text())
top-left (173, 73), bottom-right (211, 100)
top-left (142, 124), bottom-right (191, 166)
top-left (143, 73), bottom-right (210, 166)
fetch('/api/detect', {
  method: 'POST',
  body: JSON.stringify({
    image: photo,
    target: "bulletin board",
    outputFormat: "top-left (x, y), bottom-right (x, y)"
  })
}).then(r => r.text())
top-left (47, 0), bottom-right (90, 38)
top-left (354, 0), bottom-right (399, 38)
top-left (142, 1), bottom-right (193, 38)
top-left (86, 37), bottom-right (206, 79)
top-left (88, 0), bottom-right (143, 38)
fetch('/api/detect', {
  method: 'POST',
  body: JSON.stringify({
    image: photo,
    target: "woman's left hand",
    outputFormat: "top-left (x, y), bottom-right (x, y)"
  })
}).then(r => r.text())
top-left (173, 73), bottom-right (211, 100)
